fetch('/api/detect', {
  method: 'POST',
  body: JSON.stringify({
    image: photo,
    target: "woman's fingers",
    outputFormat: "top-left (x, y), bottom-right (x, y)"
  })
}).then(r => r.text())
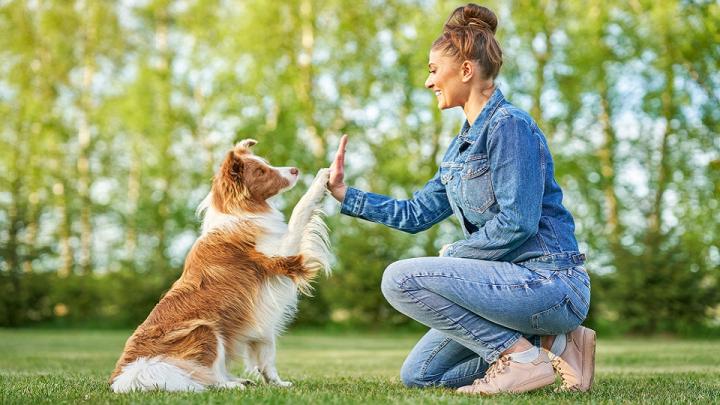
top-left (332, 135), bottom-right (347, 171)
top-left (328, 135), bottom-right (348, 202)
top-left (337, 134), bottom-right (347, 166)
top-left (330, 134), bottom-right (348, 184)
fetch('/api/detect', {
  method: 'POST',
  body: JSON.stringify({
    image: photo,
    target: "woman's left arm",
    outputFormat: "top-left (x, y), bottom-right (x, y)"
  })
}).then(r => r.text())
top-left (442, 116), bottom-right (544, 260)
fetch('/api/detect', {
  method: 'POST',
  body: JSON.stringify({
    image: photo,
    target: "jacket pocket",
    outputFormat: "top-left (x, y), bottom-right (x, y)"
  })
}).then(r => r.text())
top-left (461, 155), bottom-right (495, 213)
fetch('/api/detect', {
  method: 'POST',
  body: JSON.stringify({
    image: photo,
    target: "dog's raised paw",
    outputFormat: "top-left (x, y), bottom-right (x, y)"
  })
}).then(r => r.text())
top-left (314, 168), bottom-right (330, 183)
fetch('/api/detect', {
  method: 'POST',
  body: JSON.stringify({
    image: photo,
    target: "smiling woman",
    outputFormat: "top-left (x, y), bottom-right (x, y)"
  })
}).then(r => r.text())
top-left (425, 5), bottom-right (501, 115)
top-left (326, 3), bottom-right (594, 396)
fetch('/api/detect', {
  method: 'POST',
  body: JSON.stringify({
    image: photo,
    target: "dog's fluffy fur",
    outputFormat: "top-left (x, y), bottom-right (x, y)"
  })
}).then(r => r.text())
top-left (109, 139), bottom-right (331, 392)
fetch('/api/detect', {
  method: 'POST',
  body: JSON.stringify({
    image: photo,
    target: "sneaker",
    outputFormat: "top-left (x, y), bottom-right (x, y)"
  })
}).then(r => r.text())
top-left (456, 350), bottom-right (555, 395)
top-left (550, 325), bottom-right (596, 392)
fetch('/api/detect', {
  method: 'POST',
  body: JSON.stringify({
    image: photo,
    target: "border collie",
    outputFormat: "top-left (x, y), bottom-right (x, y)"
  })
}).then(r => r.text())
top-left (109, 139), bottom-right (331, 392)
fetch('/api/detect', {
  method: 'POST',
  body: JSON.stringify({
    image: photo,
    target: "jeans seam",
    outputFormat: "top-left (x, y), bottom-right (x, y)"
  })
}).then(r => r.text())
top-left (397, 276), bottom-right (512, 363)
top-left (402, 287), bottom-right (491, 350)
top-left (489, 333), bottom-right (521, 363)
top-left (558, 274), bottom-right (589, 308)
top-left (440, 368), bottom-right (487, 386)
top-left (418, 337), bottom-right (452, 382)
top-left (400, 272), bottom-right (545, 289)
top-left (536, 233), bottom-right (550, 255)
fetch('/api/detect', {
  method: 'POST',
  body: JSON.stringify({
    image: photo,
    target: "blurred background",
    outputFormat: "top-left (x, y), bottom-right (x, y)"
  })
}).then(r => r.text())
top-left (0, 0), bottom-right (718, 337)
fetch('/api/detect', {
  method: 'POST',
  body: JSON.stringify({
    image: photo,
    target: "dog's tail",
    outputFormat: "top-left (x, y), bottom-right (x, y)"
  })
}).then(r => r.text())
top-left (110, 321), bottom-right (220, 393)
top-left (110, 356), bottom-right (214, 393)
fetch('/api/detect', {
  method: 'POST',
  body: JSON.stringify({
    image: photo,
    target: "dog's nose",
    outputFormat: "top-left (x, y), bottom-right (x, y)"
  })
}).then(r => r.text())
top-left (290, 167), bottom-right (299, 176)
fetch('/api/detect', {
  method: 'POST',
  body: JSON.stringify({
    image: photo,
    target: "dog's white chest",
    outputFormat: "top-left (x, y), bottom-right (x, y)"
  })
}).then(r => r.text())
top-left (253, 210), bottom-right (289, 257)
top-left (255, 229), bottom-right (287, 257)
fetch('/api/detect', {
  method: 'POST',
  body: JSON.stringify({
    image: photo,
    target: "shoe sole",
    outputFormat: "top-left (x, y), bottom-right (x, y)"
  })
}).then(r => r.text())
top-left (459, 371), bottom-right (556, 395)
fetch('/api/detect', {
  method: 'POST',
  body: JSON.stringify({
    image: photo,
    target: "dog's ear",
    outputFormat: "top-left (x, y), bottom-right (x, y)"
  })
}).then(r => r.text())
top-left (212, 151), bottom-right (248, 213)
top-left (235, 139), bottom-right (257, 154)
top-left (223, 151), bottom-right (244, 182)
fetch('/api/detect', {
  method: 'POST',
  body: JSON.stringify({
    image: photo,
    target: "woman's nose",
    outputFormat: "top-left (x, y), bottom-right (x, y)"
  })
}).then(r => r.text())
top-left (425, 77), bottom-right (433, 89)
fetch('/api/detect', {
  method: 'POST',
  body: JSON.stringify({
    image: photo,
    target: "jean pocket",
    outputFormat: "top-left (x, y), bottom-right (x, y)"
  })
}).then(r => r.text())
top-left (531, 295), bottom-right (585, 335)
top-left (461, 158), bottom-right (495, 213)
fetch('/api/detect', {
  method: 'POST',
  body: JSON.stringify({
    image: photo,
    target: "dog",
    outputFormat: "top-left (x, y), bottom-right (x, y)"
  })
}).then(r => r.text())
top-left (109, 139), bottom-right (331, 392)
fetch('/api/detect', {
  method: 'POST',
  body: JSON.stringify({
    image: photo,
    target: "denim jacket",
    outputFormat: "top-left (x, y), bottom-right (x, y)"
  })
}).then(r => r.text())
top-left (341, 88), bottom-right (583, 266)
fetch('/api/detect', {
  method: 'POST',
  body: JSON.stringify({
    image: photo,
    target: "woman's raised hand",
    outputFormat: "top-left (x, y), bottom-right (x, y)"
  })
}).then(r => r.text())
top-left (328, 134), bottom-right (348, 202)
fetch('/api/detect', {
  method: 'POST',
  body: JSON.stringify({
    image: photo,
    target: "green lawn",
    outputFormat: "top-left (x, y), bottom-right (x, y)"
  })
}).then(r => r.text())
top-left (0, 329), bottom-right (718, 404)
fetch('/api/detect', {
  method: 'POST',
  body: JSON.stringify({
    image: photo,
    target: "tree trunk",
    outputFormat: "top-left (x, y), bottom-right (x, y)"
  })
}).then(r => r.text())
top-left (22, 192), bottom-right (39, 273)
top-left (297, 0), bottom-right (325, 161)
top-left (597, 79), bottom-right (621, 248)
top-left (530, 30), bottom-right (551, 135)
top-left (647, 43), bottom-right (676, 246)
top-left (422, 109), bottom-right (444, 256)
top-left (125, 138), bottom-right (141, 260)
top-left (154, 4), bottom-right (173, 271)
top-left (56, 180), bottom-right (74, 277)
top-left (77, 0), bottom-right (97, 275)
top-left (6, 132), bottom-right (24, 326)
top-left (529, 0), bottom-right (557, 140)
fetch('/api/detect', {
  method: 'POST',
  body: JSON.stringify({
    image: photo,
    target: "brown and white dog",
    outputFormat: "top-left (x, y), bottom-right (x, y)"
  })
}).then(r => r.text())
top-left (109, 139), bottom-right (331, 392)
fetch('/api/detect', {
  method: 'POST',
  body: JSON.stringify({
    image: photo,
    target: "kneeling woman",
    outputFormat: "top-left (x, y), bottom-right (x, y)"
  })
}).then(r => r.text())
top-left (327, 3), bottom-right (594, 395)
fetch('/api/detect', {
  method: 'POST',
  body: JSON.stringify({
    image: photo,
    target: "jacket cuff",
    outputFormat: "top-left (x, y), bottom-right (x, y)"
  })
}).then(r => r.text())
top-left (340, 187), bottom-right (366, 217)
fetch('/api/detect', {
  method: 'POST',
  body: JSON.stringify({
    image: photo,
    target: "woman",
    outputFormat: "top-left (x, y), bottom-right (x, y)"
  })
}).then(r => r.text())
top-left (327, 3), bottom-right (594, 395)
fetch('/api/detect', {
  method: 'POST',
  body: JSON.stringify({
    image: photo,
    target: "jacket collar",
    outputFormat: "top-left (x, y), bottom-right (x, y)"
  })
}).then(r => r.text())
top-left (458, 87), bottom-right (505, 144)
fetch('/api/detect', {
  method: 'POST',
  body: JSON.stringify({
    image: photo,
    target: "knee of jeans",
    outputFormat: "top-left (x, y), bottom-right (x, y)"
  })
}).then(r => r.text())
top-left (400, 361), bottom-right (430, 388)
top-left (380, 260), bottom-right (413, 302)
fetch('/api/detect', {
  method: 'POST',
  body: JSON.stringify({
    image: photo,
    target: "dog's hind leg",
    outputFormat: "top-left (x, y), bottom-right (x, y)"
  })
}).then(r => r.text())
top-left (240, 341), bottom-right (263, 381)
top-left (246, 336), bottom-right (292, 387)
top-left (163, 322), bottom-right (254, 390)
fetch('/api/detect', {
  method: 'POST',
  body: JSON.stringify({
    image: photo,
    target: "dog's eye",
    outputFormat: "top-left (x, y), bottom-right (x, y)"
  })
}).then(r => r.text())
top-left (254, 168), bottom-right (264, 176)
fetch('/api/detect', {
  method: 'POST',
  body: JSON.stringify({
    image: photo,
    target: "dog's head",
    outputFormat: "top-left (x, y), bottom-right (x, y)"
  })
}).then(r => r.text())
top-left (210, 139), bottom-right (299, 214)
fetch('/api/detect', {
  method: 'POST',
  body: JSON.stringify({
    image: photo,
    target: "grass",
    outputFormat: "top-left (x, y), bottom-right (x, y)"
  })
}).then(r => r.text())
top-left (0, 329), bottom-right (719, 404)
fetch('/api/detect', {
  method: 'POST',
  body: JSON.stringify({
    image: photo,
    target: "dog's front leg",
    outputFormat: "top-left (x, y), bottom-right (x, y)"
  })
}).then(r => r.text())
top-left (279, 168), bottom-right (330, 256)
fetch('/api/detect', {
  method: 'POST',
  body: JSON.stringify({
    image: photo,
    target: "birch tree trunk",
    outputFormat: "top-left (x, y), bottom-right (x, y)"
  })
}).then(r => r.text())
top-left (77, 0), bottom-right (97, 275)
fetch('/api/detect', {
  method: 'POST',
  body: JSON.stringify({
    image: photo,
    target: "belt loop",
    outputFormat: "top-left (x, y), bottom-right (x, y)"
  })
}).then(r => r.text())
top-left (571, 253), bottom-right (586, 264)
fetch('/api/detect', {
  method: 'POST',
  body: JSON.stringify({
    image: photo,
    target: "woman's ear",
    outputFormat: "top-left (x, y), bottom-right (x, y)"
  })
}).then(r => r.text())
top-left (461, 60), bottom-right (475, 83)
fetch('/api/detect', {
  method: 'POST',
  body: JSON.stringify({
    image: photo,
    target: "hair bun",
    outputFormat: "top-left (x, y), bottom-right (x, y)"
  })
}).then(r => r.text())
top-left (433, 3), bottom-right (503, 79)
top-left (445, 3), bottom-right (498, 34)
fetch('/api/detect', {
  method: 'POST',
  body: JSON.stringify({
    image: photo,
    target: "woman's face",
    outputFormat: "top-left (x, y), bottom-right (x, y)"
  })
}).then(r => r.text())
top-left (425, 49), bottom-right (466, 110)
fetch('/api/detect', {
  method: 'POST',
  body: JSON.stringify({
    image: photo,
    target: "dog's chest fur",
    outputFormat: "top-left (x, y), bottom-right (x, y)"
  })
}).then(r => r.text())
top-left (200, 203), bottom-right (298, 340)
top-left (248, 209), bottom-right (299, 338)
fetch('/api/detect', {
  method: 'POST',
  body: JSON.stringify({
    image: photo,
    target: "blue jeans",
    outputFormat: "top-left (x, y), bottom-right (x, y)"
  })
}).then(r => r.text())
top-left (380, 256), bottom-right (590, 388)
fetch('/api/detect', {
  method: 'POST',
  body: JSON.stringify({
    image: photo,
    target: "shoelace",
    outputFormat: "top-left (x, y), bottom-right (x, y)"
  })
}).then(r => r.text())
top-left (473, 355), bottom-right (511, 385)
top-left (551, 357), bottom-right (579, 391)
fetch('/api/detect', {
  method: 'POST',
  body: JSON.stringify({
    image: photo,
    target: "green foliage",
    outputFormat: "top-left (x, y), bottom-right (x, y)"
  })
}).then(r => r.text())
top-left (0, 0), bottom-right (718, 335)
